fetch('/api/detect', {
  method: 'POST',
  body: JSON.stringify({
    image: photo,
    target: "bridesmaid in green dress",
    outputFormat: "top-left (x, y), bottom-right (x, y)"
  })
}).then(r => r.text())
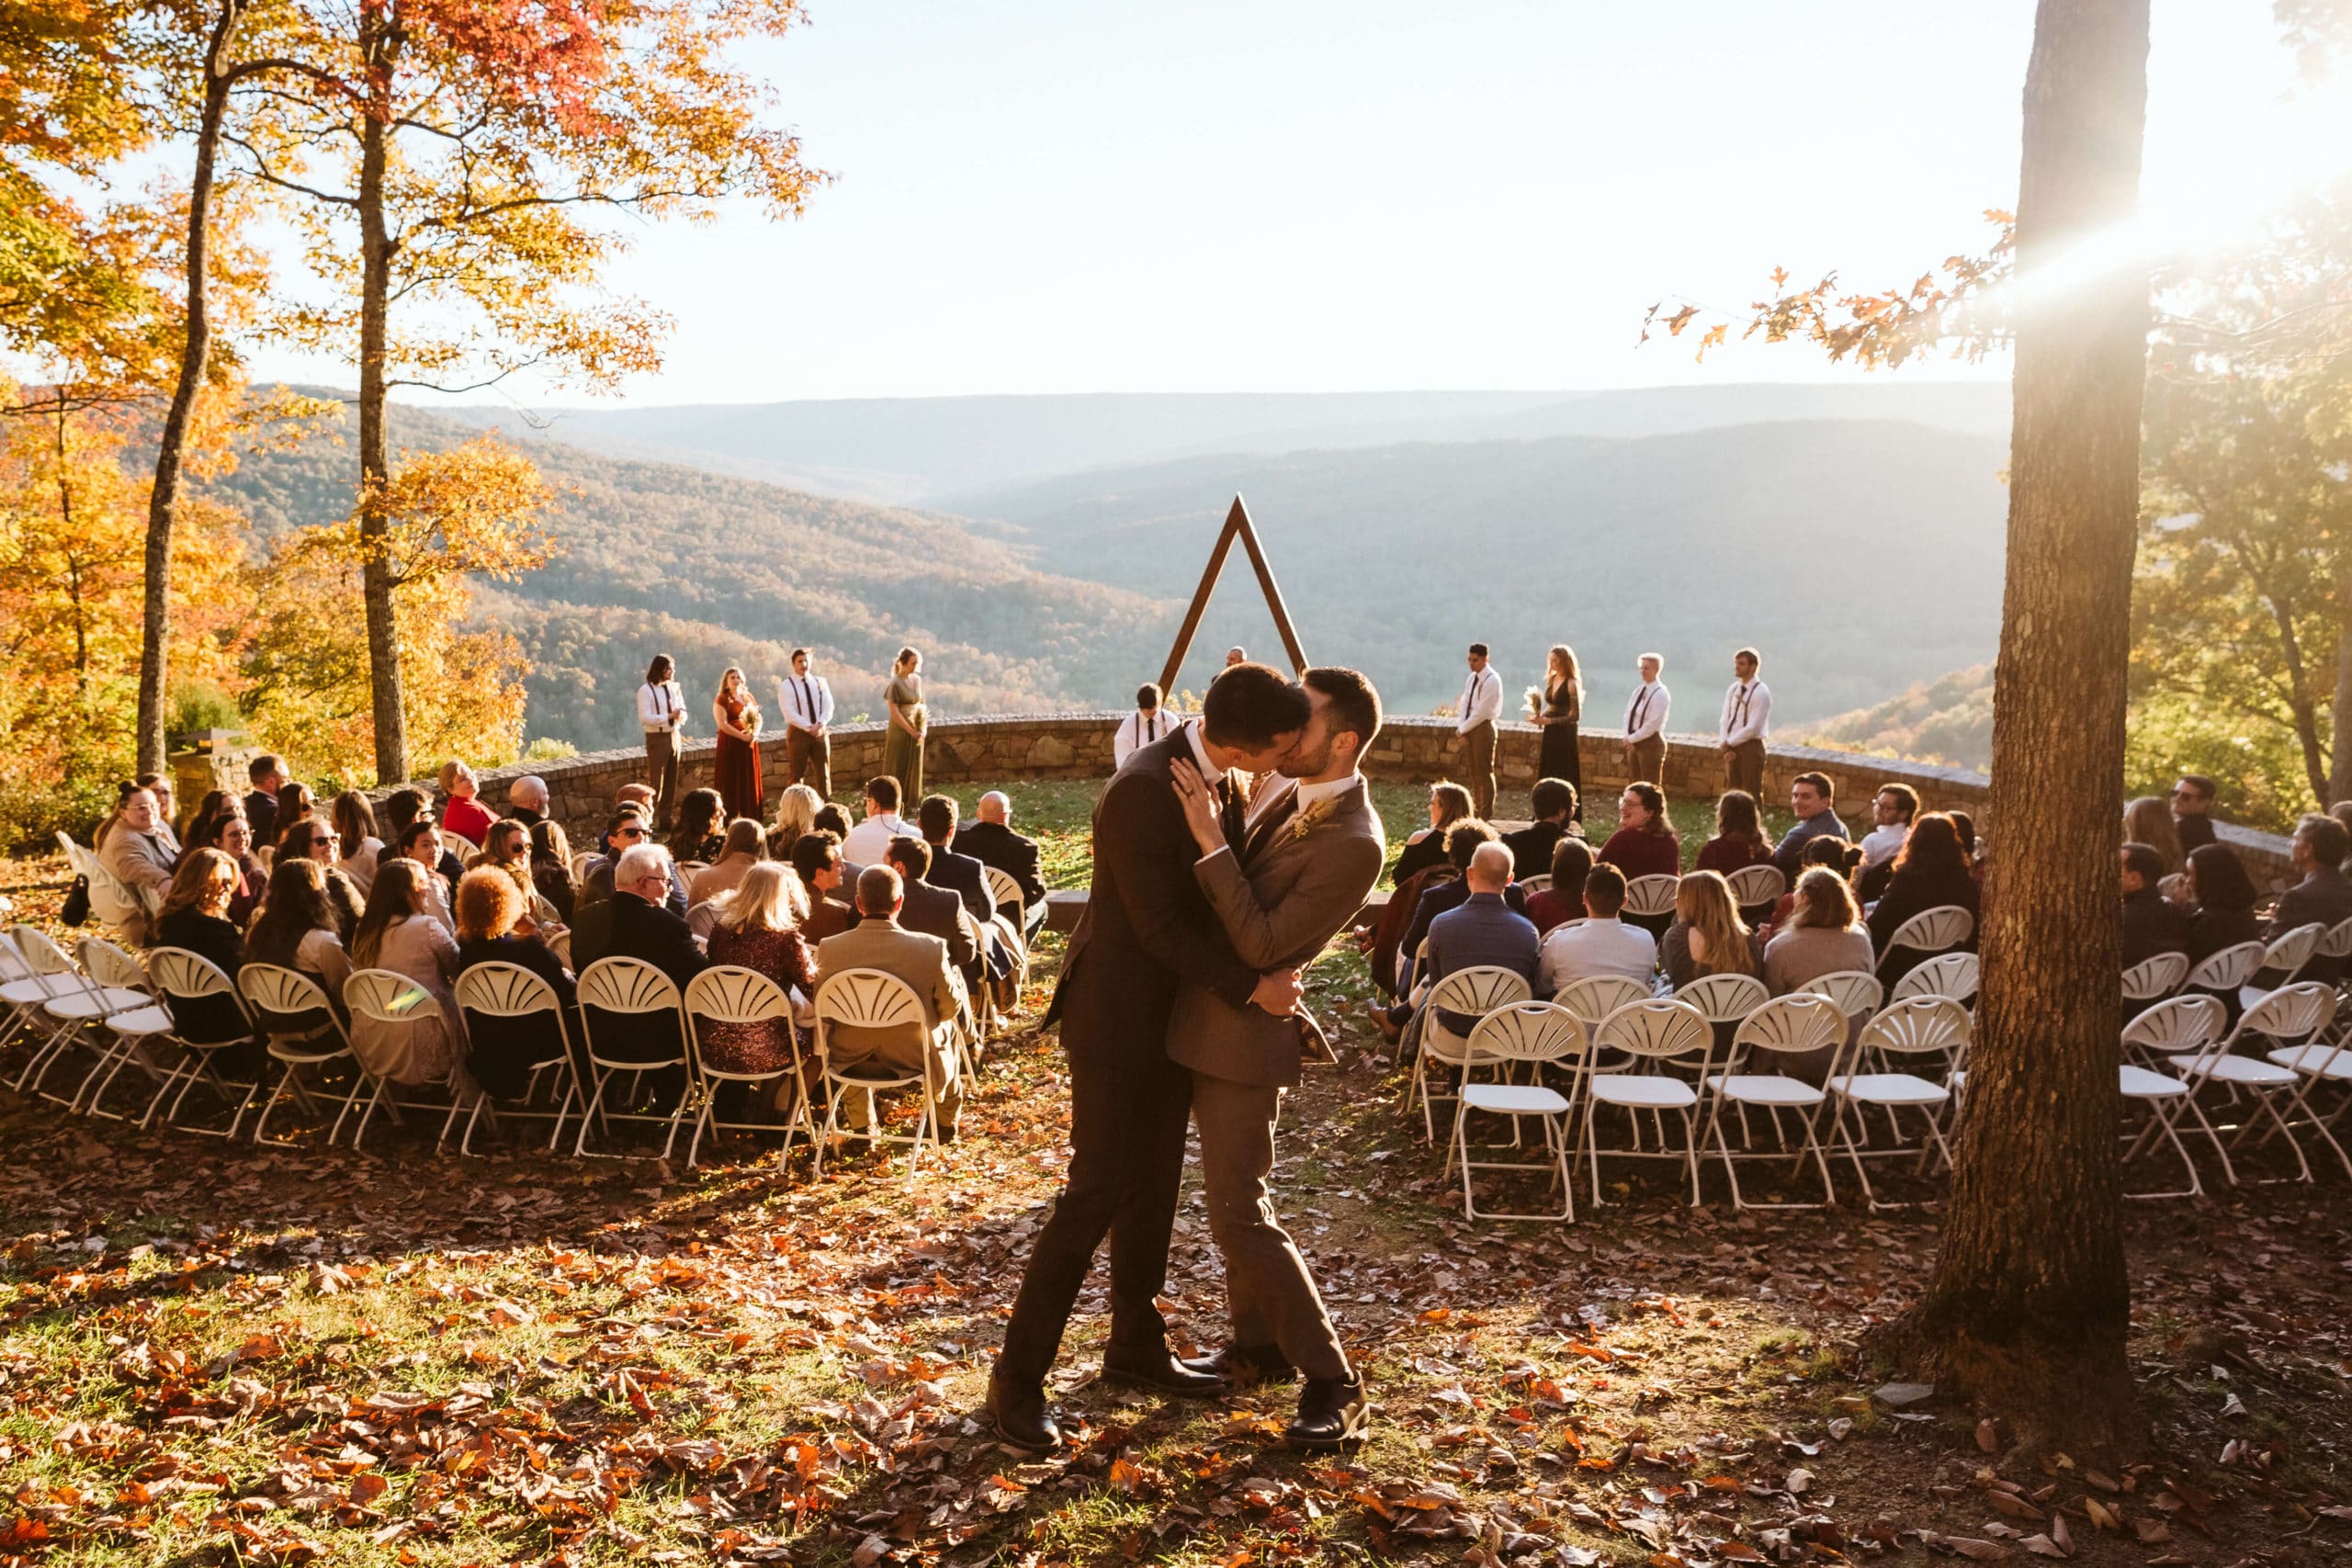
top-left (884, 646), bottom-right (926, 801)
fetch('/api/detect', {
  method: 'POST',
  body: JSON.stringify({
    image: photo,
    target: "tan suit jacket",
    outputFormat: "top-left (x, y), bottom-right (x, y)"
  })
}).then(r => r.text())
top-left (1168, 780), bottom-right (1385, 1088)
top-left (815, 916), bottom-right (963, 1055)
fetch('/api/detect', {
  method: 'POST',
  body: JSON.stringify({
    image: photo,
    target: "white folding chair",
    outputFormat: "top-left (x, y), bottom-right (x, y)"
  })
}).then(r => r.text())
top-left (0, 924), bottom-right (81, 1066)
top-left (1799, 969), bottom-right (1884, 1032)
top-left (1447, 1002), bottom-right (1587, 1223)
top-left (1880, 905), bottom-right (1973, 980)
top-left (1553, 975), bottom-right (1654, 1032)
top-left (809, 967), bottom-right (959, 1186)
top-left (1581, 998), bottom-right (1714, 1206)
top-left (1894, 952), bottom-right (1980, 1007)
top-left (981, 864), bottom-right (1033, 999)
top-left (343, 968), bottom-right (469, 1152)
top-left (2182, 941), bottom-right (2265, 1002)
top-left (1726, 863), bottom-right (1786, 918)
top-left (1824, 997), bottom-right (1969, 1210)
top-left (450, 963), bottom-right (582, 1155)
top-left (1623, 875), bottom-right (1679, 921)
top-left (70, 937), bottom-right (173, 1117)
top-left (2305, 916), bottom-right (2352, 983)
top-left (1406, 965), bottom-right (1533, 1142)
top-left (684, 965), bottom-right (813, 1171)
top-left (1674, 973), bottom-right (1770, 1031)
top-left (0, 929), bottom-right (31, 985)
top-left (11, 926), bottom-right (147, 1100)
top-left (1518, 874), bottom-right (1552, 895)
top-left (2239, 923), bottom-right (2325, 1014)
top-left (2122, 952), bottom-right (2190, 1004)
top-left (573, 958), bottom-right (693, 1159)
top-left (238, 964), bottom-right (364, 1144)
top-left (1700, 993), bottom-right (1849, 1210)
top-left (2117, 996), bottom-right (2224, 1200)
top-left (2165, 983), bottom-right (2340, 1184)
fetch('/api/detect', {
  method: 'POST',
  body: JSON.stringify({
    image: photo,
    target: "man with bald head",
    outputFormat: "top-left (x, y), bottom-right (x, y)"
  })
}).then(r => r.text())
top-left (957, 789), bottom-right (1046, 936)
top-left (1418, 840), bottom-right (1540, 1035)
top-left (507, 774), bottom-right (550, 827)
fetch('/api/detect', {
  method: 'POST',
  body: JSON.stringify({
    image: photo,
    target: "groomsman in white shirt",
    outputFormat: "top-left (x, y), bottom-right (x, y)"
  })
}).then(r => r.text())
top-left (777, 648), bottom-right (835, 799)
top-left (1114, 683), bottom-right (1170, 767)
top-left (1717, 647), bottom-right (1771, 797)
top-left (637, 653), bottom-right (686, 830)
top-left (1455, 643), bottom-right (1504, 818)
top-left (1623, 652), bottom-right (1670, 786)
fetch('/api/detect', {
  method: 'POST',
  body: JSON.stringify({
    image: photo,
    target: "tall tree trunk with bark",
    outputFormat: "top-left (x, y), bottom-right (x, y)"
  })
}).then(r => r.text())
top-left (356, 13), bottom-right (408, 784)
top-left (2330, 550), bottom-right (2352, 806)
top-left (1888, 0), bottom-right (2150, 1450)
top-left (135, 1), bottom-right (244, 775)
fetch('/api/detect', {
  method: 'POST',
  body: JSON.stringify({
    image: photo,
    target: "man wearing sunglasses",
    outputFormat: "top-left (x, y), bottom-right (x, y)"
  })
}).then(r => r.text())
top-left (2170, 774), bottom-right (2218, 854)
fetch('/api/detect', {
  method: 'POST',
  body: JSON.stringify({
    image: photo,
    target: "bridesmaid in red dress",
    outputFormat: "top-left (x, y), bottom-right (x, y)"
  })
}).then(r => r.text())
top-left (712, 666), bottom-right (765, 825)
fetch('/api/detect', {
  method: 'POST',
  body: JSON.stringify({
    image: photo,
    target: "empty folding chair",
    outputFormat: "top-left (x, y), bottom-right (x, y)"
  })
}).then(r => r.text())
top-left (1823, 996), bottom-right (1970, 1210)
top-left (2164, 983), bottom-right (2339, 1185)
top-left (2117, 996), bottom-right (2225, 1200)
top-left (573, 958), bottom-right (694, 1159)
top-left (809, 967), bottom-right (961, 1185)
top-left (684, 965), bottom-right (813, 1170)
top-left (239, 964), bottom-right (365, 1145)
top-left (1725, 864), bottom-right (1786, 923)
top-left (2181, 941), bottom-right (2265, 1017)
top-left (343, 969), bottom-right (469, 1152)
top-left (1553, 975), bottom-right (1654, 1033)
top-left (2121, 952), bottom-right (2190, 1006)
top-left (0, 926), bottom-right (82, 1067)
top-left (1581, 998), bottom-right (1714, 1206)
top-left (1406, 965), bottom-right (1533, 1142)
top-left (451, 962), bottom-right (583, 1156)
top-left (1877, 905), bottom-right (1973, 984)
top-left (1700, 992), bottom-right (1849, 1210)
top-left (1894, 952), bottom-right (1980, 1008)
top-left (1448, 1001), bottom-right (1587, 1223)
top-left (11, 926), bottom-right (147, 1100)
top-left (2238, 923), bottom-right (2325, 1014)
top-left (74, 937), bottom-right (175, 1118)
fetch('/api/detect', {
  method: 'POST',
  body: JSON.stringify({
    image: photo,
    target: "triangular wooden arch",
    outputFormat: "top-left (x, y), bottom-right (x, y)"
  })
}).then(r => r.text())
top-left (1159, 494), bottom-right (1309, 693)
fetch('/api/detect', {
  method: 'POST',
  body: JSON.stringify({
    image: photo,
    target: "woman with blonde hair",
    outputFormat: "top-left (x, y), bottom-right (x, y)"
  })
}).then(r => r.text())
top-left (153, 849), bottom-right (256, 1050)
top-left (884, 645), bottom-right (926, 801)
top-left (469, 818), bottom-right (534, 896)
top-left (347, 858), bottom-right (466, 1086)
top-left (767, 782), bottom-right (823, 862)
top-left (1663, 869), bottom-right (1762, 987)
top-left (333, 790), bottom-right (385, 896)
top-left (1764, 866), bottom-right (1876, 994)
top-left (700, 860), bottom-right (819, 1077)
top-left (712, 664), bottom-right (765, 824)
top-left (1532, 644), bottom-right (1583, 820)
top-left (2123, 795), bottom-right (2184, 875)
top-left (690, 818), bottom-right (767, 904)
top-left (1391, 780), bottom-right (1476, 886)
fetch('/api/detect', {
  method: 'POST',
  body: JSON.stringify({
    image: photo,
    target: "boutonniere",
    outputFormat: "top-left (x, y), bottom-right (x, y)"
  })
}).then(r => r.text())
top-left (1284, 795), bottom-right (1342, 845)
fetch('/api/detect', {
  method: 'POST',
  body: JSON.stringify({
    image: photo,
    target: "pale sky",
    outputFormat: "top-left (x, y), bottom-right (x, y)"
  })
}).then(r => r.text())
top-left (242, 0), bottom-right (2352, 406)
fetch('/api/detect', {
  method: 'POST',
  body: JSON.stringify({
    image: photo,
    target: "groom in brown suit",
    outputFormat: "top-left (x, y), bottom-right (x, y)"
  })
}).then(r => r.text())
top-left (1167, 666), bottom-right (1386, 1447)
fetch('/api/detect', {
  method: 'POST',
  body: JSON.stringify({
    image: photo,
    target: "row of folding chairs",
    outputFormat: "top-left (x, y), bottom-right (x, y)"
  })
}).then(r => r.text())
top-left (2121, 918), bottom-right (2352, 1015)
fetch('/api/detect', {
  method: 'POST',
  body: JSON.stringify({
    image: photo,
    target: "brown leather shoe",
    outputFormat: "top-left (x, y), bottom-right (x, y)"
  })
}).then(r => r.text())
top-left (1180, 1342), bottom-right (1297, 1385)
top-left (1285, 1375), bottom-right (1368, 1449)
top-left (1101, 1345), bottom-right (1229, 1397)
top-left (983, 1371), bottom-right (1060, 1453)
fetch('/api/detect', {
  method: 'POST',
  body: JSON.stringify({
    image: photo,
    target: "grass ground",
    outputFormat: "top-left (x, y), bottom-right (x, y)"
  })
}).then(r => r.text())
top-left (0, 781), bottom-right (2346, 1567)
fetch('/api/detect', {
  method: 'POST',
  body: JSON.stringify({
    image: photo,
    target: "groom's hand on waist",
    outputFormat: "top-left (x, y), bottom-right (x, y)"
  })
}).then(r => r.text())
top-left (1250, 968), bottom-right (1304, 1016)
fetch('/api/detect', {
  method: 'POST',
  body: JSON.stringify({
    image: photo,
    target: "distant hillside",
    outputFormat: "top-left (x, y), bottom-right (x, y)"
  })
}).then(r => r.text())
top-left (436, 382), bottom-right (2013, 506)
top-left (942, 421), bottom-right (2013, 721)
top-left (1798, 666), bottom-right (1995, 772)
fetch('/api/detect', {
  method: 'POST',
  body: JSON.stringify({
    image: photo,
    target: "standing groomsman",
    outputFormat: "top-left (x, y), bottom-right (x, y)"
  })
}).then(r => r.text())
top-left (638, 654), bottom-right (686, 830)
top-left (1455, 643), bottom-right (1503, 818)
top-left (778, 648), bottom-right (835, 799)
top-left (1717, 647), bottom-right (1771, 797)
top-left (1623, 652), bottom-right (1670, 786)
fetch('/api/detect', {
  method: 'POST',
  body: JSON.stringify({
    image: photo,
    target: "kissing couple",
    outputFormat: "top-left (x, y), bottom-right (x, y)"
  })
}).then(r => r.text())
top-left (989, 660), bottom-right (1387, 1450)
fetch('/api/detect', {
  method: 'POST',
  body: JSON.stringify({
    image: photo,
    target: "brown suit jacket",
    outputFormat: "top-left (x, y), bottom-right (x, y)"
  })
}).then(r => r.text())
top-left (815, 915), bottom-right (962, 1055)
top-left (1169, 779), bottom-right (1385, 1088)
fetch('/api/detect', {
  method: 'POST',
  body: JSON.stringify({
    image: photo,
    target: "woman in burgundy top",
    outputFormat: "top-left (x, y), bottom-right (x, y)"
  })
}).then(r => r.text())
top-left (700, 863), bottom-right (819, 1077)
top-left (1524, 835), bottom-right (1595, 936)
top-left (1598, 782), bottom-right (1681, 881)
top-left (1694, 789), bottom-right (1775, 875)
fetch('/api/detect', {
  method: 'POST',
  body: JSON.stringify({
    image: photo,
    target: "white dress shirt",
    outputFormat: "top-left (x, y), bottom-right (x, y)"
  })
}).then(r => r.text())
top-left (842, 811), bottom-right (914, 868)
top-left (777, 671), bottom-right (833, 733)
top-left (1860, 823), bottom-right (1910, 868)
top-left (1624, 680), bottom-right (1670, 743)
top-left (1114, 707), bottom-right (1170, 766)
top-left (1457, 666), bottom-right (1503, 735)
top-left (1536, 916), bottom-right (1659, 995)
top-left (638, 680), bottom-right (684, 734)
top-left (1719, 679), bottom-right (1771, 746)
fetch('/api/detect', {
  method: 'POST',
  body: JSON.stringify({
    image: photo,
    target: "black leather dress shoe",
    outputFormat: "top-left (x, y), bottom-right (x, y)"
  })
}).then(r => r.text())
top-left (983, 1371), bottom-right (1061, 1453)
top-left (1180, 1343), bottom-right (1297, 1385)
top-left (1284, 1375), bottom-right (1368, 1449)
top-left (1101, 1346), bottom-right (1229, 1397)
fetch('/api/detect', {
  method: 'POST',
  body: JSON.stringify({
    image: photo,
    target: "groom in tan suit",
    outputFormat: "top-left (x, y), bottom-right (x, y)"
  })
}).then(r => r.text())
top-left (1167, 666), bottom-right (1386, 1449)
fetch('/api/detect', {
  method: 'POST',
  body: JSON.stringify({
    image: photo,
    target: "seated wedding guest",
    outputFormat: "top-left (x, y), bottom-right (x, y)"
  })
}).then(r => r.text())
top-left (1866, 812), bottom-right (1981, 986)
top-left (667, 787), bottom-right (727, 866)
top-left (615, 781), bottom-right (658, 816)
top-left (702, 862), bottom-right (819, 1078)
top-left (185, 788), bottom-right (239, 848)
top-left (1525, 837), bottom-right (1596, 937)
top-left (572, 844), bottom-right (705, 1103)
top-left (2178, 843), bottom-right (2262, 962)
top-left (1951, 810), bottom-right (1985, 885)
top-left (1535, 862), bottom-right (1657, 996)
top-left (1502, 777), bottom-right (1581, 881)
top-left (244, 754), bottom-right (288, 851)
top-left (469, 818), bottom-right (536, 897)
top-left (378, 788), bottom-right (465, 893)
top-left (99, 784), bottom-right (177, 944)
top-left (2171, 773), bottom-right (2219, 854)
top-left (883, 837), bottom-right (982, 995)
top-left (2332, 800), bottom-right (2352, 867)
top-left (2120, 842), bottom-right (2188, 971)
top-left (1598, 781), bottom-right (1681, 887)
top-left (507, 774), bottom-right (550, 828)
top-left (1114, 682), bottom-right (1170, 766)
top-left (2261, 812), bottom-right (2352, 984)
top-left (209, 811), bottom-right (266, 928)
top-left (690, 818), bottom-right (767, 905)
top-left (1694, 789), bottom-right (1774, 876)
top-left (278, 813), bottom-right (361, 938)
top-left (2123, 795), bottom-right (2185, 876)
top-left (842, 776), bottom-right (913, 867)
top-left (1859, 784), bottom-right (1918, 872)
top-left (347, 858), bottom-right (465, 1087)
top-left (529, 819), bottom-right (578, 924)
top-left (1391, 781), bottom-right (1474, 886)
top-left (1416, 842), bottom-right (1541, 1039)
top-left (453, 867), bottom-right (582, 1100)
top-left (271, 782), bottom-right (317, 854)
top-left (391, 818), bottom-right (461, 913)
top-left (1764, 866), bottom-right (1877, 997)
top-left (1771, 772), bottom-right (1849, 878)
top-left (767, 783), bottom-right (823, 863)
top-left (958, 791), bottom-right (1047, 935)
top-left (1760, 836), bottom-right (1862, 938)
top-left (96, 772), bottom-right (178, 855)
top-left (578, 808), bottom-right (686, 915)
top-left (152, 850), bottom-right (257, 1052)
top-left (792, 830), bottom-right (856, 943)
top-left (1662, 869), bottom-right (1765, 989)
top-left (814, 865), bottom-right (966, 1136)
top-left (914, 795), bottom-right (992, 925)
top-left (333, 791), bottom-right (385, 897)
top-left (245, 856), bottom-right (353, 1004)
top-left (1397, 819), bottom-right (1531, 976)
top-left (437, 761), bottom-right (496, 847)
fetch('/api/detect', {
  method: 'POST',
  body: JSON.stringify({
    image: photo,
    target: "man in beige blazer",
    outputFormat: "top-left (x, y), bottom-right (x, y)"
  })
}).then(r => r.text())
top-left (814, 866), bottom-right (967, 1134)
top-left (1166, 666), bottom-right (1387, 1449)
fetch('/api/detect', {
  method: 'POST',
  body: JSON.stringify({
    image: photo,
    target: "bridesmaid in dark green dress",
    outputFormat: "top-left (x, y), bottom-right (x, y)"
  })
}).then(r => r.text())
top-left (884, 646), bottom-right (926, 801)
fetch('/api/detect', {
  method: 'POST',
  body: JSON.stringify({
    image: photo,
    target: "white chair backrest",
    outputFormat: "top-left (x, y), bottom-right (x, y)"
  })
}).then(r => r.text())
top-left (77, 935), bottom-right (148, 992)
top-left (2120, 995), bottom-right (2224, 1057)
top-left (1857, 996), bottom-right (1972, 1056)
top-left (813, 966), bottom-right (926, 1034)
top-left (148, 946), bottom-right (243, 1012)
top-left (1518, 874), bottom-right (1552, 895)
top-left (1894, 952), bottom-right (1979, 1004)
top-left (1799, 969), bottom-right (1885, 1021)
top-left (684, 899), bottom-right (725, 941)
top-left (2319, 916), bottom-right (2352, 961)
top-left (2262, 922), bottom-right (2325, 976)
top-left (2120, 951), bottom-right (2190, 1000)
top-left (237, 962), bottom-right (334, 1026)
top-left (1425, 965), bottom-right (1534, 1022)
top-left (344, 967), bottom-right (444, 1026)
top-left (1730, 993), bottom-right (1848, 1059)
top-left (1725, 864), bottom-right (1786, 908)
top-left (578, 956), bottom-right (684, 1015)
top-left (1885, 904), bottom-right (1973, 954)
top-left (2184, 941), bottom-right (2264, 993)
top-left (685, 964), bottom-right (792, 1026)
top-left (1592, 998), bottom-right (1713, 1064)
top-left (1464, 999), bottom-right (1587, 1070)
top-left (11, 923), bottom-right (78, 978)
top-left (679, 860), bottom-right (710, 879)
top-left (1554, 974), bottom-right (1652, 1027)
top-left (1674, 972), bottom-right (1770, 1023)
top-left (1623, 874), bottom-right (1679, 918)
top-left (2234, 981), bottom-right (2335, 1045)
top-left (984, 865), bottom-right (1025, 916)
top-left (454, 961), bottom-right (560, 1019)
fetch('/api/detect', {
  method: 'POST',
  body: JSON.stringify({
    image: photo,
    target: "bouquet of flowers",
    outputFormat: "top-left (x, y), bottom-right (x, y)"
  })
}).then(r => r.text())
top-left (741, 700), bottom-right (763, 736)
top-left (1525, 685), bottom-right (1545, 716)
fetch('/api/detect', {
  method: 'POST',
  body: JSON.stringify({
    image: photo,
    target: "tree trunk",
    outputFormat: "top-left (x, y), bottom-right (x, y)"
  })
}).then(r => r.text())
top-left (356, 18), bottom-right (408, 784)
top-left (135, 2), bottom-right (242, 774)
top-left (1883, 0), bottom-right (2150, 1450)
top-left (2330, 548), bottom-right (2352, 806)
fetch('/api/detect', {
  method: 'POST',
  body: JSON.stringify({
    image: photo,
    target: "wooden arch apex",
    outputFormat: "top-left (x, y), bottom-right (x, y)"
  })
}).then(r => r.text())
top-left (1157, 495), bottom-right (1309, 694)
